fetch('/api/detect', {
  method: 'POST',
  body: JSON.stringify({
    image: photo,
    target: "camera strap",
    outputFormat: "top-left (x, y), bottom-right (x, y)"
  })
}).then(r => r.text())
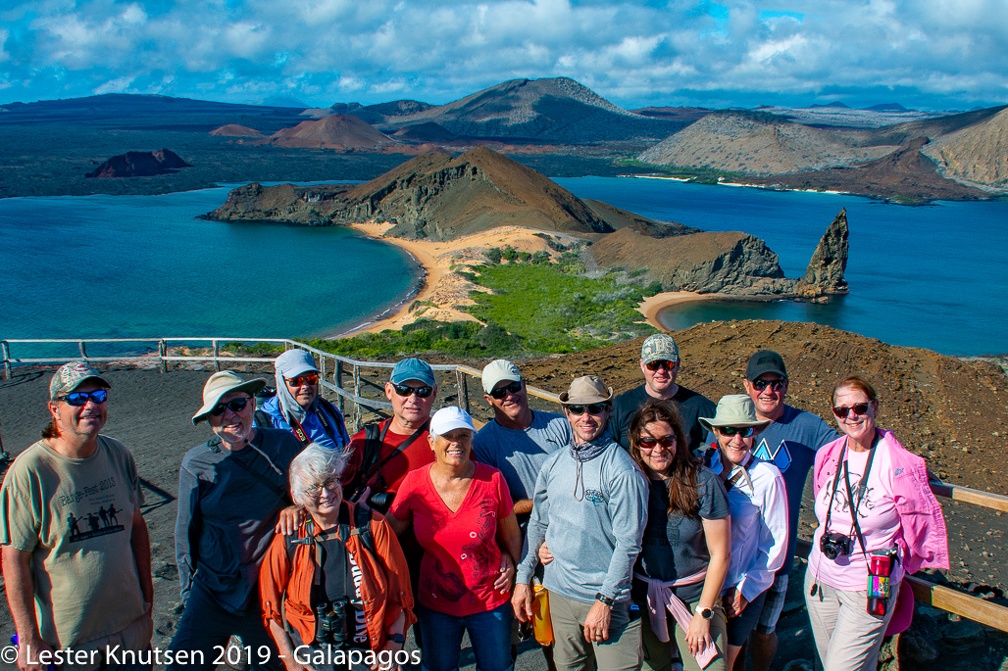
top-left (842, 435), bottom-right (879, 559)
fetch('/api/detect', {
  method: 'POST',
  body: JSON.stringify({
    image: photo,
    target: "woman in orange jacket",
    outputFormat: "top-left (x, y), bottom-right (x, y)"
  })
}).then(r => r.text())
top-left (259, 443), bottom-right (417, 671)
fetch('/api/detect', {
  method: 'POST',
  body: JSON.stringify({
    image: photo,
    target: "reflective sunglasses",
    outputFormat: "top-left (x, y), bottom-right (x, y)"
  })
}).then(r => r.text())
top-left (565, 403), bottom-right (609, 416)
top-left (644, 360), bottom-right (676, 372)
top-left (718, 426), bottom-right (756, 438)
top-left (489, 380), bottom-right (523, 399)
top-left (752, 378), bottom-right (786, 392)
top-left (209, 397), bottom-right (250, 417)
top-left (833, 403), bottom-right (870, 418)
top-left (303, 476), bottom-right (341, 498)
top-left (58, 389), bottom-right (108, 406)
top-left (286, 373), bottom-right (319, 387)
top-left (391, 383), bottom-right (434, 398)
top-left (638, 436), bottom-right (675, 451)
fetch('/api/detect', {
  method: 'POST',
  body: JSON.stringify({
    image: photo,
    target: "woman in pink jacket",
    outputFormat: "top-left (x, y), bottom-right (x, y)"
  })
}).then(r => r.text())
top-left (805, 375), bottom-right (949, 671)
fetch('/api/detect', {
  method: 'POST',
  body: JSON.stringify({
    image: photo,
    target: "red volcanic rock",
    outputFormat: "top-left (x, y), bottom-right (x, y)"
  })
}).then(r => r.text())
top-left (269, 114), bottom-right (399, 150)
top-left (210, 124), bottom-right (264, 138)
top-left (86, 149), bottom-right (191, 178)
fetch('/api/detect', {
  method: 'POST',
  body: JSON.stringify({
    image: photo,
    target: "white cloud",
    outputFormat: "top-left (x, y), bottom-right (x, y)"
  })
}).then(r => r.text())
top-left (2, 0), bottom-right (1006, 109)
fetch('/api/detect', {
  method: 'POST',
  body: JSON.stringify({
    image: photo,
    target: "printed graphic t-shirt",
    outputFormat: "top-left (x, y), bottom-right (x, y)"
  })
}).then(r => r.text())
top-left (391, 462), bottom-right (514, 616)
top-left (0, 436), bottom-right (145, 647)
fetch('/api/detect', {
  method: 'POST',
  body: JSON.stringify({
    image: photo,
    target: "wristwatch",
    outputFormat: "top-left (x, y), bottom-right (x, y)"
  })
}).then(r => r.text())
top-left (595, 592), bottom-right (615, 607)
top-left (389, 633), bottom-right (406, 644)
top-left (698, 606), bottom-right (714, 620)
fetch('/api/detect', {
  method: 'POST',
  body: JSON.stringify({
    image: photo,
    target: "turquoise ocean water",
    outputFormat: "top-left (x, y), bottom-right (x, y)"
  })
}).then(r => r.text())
top-left (1, 179), bottom-right (1005, 356)
top-left (0, 187), bottom-right (418, 344)
top-left (557, 178), bottom-right (1008, 357)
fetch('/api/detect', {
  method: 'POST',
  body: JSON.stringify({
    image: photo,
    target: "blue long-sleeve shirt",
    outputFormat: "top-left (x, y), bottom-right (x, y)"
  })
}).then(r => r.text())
top-left (258, 395), bottom-right (350, 451)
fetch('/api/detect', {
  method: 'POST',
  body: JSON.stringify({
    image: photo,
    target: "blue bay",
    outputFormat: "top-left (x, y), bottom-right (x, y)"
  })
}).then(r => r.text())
top-left (0, 187), bottom-right (418, 342)
top-left (557, 178), bottom-right (1008, 357)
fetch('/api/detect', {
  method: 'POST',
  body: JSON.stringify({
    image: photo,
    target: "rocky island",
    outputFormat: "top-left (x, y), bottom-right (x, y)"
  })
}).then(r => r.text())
top-left (206, 146), bottom-right (849, 331)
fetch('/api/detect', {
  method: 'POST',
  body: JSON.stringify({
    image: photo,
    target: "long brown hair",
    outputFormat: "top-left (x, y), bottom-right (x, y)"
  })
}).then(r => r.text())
top-left (628, 399), bottom-right (701, 517)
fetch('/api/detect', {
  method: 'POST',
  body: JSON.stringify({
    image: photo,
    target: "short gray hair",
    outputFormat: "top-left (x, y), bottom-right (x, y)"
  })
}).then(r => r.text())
top-left (289, 443), bottom-right (351, 508)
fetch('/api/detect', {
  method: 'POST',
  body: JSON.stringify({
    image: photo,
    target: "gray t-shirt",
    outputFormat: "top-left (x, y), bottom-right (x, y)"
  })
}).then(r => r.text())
top-left (473, 411), bottom-right (571, 501)
top-left (634, 466), bottom-right (729, 604)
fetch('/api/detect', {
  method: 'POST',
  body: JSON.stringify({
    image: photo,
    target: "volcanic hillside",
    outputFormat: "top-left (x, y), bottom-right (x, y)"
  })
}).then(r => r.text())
top-left (638, 111), bottom-right (892, 174)
top-left (348, 77), bottom-right (684, 142)
top-left (268, 114), bottom-right (399, 150)
top-left (922, 106), bottom-right (1008, 187)
top-left (208, 147), bottom-right (699, 239)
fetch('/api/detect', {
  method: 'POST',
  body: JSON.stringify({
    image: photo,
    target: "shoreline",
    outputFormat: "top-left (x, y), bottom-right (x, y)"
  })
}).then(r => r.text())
top-left (638, 291), bottom-right (729, 330)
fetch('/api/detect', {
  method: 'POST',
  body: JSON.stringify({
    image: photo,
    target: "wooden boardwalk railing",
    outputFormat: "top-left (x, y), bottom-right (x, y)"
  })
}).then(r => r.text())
top-left (2, 336), bottom-right (1006, 633)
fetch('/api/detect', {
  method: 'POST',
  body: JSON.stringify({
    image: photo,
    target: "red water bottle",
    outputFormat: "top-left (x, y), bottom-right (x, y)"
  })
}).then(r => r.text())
top-left (867, 551), bottom-right (893, 616)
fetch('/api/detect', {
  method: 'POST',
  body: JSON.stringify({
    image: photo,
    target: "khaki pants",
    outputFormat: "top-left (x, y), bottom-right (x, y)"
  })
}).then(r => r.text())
top-left (804, 568), bottom-right (897, 671)
top-left (548, 592), bottom-right (642, 671)
top-left (639, 597), bottom-right (726, 671)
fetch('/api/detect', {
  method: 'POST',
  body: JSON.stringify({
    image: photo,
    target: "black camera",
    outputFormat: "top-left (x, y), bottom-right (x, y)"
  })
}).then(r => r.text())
top-left (820, 532), bottom-right (853, 560)
top-left (365, 490), bottom-right (394, 515)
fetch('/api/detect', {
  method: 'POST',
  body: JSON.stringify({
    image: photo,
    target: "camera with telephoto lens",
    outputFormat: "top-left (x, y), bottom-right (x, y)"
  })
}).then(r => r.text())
top-left (315, 597), bottom-right (361, 649)
top-left (820, 532), bottom-right (853, 560)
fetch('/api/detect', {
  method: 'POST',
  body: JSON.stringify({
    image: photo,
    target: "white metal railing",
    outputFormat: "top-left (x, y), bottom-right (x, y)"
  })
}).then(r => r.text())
top-left (2, 336), bottom-right (1006, 632)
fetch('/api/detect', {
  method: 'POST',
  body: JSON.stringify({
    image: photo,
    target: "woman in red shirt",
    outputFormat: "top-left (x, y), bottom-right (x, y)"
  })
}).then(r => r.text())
top-left (389, 406), bottom-right (523, 671)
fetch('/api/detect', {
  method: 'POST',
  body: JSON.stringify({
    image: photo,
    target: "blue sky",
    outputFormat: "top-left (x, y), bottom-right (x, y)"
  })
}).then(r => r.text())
top-left (2, 0), bottom-right (1006, 111)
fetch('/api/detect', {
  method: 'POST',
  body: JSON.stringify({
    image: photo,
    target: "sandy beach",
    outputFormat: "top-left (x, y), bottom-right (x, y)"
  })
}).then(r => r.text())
top-left (339, 223), bottom-right (579, 336)
top-left (638, 290), bottom-right (727, 329)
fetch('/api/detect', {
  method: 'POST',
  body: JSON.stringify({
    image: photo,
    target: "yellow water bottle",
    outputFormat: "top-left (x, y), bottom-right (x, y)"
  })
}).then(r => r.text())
top-left (533, 580), bottom-right (554, 646)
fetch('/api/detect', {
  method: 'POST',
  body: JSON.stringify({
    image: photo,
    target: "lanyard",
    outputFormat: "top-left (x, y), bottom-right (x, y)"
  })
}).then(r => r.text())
top-left (823, 435), bottom-right (878, 557)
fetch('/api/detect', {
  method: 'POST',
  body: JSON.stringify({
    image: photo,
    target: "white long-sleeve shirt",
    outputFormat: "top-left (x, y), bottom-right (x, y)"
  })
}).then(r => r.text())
top-left (713, 452), bottom-right (789, 603)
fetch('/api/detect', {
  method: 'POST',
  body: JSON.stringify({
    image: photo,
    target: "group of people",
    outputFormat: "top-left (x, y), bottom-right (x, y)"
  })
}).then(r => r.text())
top-left (1, 333), bottom-right (950, 671)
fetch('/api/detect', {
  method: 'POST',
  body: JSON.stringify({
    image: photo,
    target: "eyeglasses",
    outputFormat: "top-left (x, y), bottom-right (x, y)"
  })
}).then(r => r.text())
top-left (718, 426), bottom-right (755, 438)
top-left (752, 378), bottom-right (786, 392)
top-left (58, 389), bottom-right (108, 406)
top-left (391, 383), bottom-right (434, 398)
top-left (303, 477), bottom-right (341, 498)
top-left (565, 403), bottom-right (609, 416)
top-left (832, 403), bottom-right (870, 418)
top-left (489, 381), bottom-right (523, 399)
top-left (286, 374), bottom-right (319, 387)
top-left (209, 397), bottom-right (250, 417)
top-left (638, 436), bottom-right (675, 451)
top-left (645, 360), bottom-right (676, 372)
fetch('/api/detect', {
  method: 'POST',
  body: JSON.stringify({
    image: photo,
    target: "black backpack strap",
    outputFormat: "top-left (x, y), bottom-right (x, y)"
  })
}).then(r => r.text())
top-left (254, 409), bottom-right (273, 430)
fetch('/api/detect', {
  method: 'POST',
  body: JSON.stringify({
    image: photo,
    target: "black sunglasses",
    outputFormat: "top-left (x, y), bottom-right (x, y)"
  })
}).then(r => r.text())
top-left (392, 383), bottom-right (434, 398)
top-left (489, 380), bottom-right (523, 399)
top-left (58, 389), bottom-right (108, 406)
top-left (833, 403), bottom-right (870, 418)
top-left (718, 426), bottom-right (755, 438)
top-left (565, 403), bottom-right (609, 416)
top-left (752, 378), bottom-right (786, 391)
top-left (209, 397), bottom-right (250, 417)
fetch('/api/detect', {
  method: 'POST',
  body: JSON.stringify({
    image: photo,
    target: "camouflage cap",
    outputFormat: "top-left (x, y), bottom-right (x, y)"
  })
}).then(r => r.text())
top-left (640, 334), bottom-right (680, 365)
top-left (49, 361), bottom-right (111, 400)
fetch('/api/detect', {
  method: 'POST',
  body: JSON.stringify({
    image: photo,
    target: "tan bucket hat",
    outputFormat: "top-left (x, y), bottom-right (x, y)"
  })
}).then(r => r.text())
top-left (559, 375), bottom-right (614, 405)
top-left (192, 370), bottom-right (266, 425)
top-left (698, 394), bottom-right (773, 433)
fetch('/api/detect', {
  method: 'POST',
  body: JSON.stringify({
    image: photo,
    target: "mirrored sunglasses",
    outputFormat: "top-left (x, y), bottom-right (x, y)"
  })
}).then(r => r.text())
top-left (58, 389), bottom-right (108, 406)
top-left (286, 373), bottom-right (319, 387)
top-left (645, 360), bottom-right (676, 372)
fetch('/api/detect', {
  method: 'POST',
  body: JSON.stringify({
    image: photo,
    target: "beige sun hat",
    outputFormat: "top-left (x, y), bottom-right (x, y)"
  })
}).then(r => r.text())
top-left (558, 375), bottom-right (614, 405)
top-left (192, 370), bottom-right (266, 425)
top-left (698, 394), bottom-right (773, 433)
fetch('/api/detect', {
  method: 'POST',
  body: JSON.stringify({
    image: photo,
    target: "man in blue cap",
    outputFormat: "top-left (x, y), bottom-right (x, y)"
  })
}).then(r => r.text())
top-left (256, 349), bottom-right (350, 451)
top-left (343, 357), bottom-right (438, 511)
